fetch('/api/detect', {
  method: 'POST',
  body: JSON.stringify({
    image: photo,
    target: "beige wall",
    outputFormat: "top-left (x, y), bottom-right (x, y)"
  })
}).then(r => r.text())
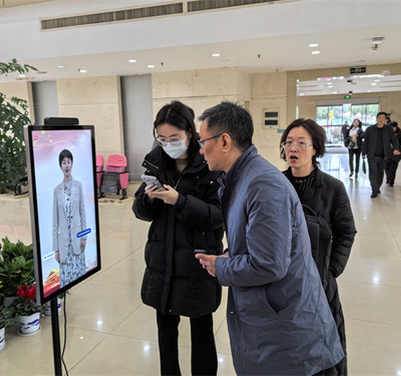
top-left (56, 76), bottom-right (124, 161)
top-left (151, 67), bottom-right (251, 129)
top-left (249, 72), bottom-right (287, 169)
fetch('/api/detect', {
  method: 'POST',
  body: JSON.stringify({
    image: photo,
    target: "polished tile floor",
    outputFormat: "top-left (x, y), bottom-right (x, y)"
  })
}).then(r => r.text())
top-left (1, 151), bottom-right (401, 375)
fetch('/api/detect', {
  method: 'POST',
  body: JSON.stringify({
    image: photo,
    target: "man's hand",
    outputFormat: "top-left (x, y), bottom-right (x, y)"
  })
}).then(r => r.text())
top-left (394, 150), bottom-right (401, 155)
top-left (195, 253), bottom-right (229, 277)
top-left (362, 155), bottom-right (366, 159)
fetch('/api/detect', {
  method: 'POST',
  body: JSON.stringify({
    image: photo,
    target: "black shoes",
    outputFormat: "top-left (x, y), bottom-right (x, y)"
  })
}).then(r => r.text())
top-left (371, 193), bottom-right (378, 198)
top-left (389, 184), bottom-right (394, 187)
top-left (349, 172), bottom-right (353, 177)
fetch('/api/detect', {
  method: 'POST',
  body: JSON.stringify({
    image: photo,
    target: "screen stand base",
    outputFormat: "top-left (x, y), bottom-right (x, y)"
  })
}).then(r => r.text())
top-left (51, 297), bottom-right (62, 376)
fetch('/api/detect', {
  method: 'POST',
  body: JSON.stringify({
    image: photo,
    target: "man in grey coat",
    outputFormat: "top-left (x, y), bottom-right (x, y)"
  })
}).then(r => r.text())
top-left (196, 102), bottom-right (344, 375)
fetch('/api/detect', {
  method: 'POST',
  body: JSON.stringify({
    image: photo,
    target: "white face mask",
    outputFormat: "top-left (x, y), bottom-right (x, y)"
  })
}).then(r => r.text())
top-left (162, 137), bottom-right (188, 159)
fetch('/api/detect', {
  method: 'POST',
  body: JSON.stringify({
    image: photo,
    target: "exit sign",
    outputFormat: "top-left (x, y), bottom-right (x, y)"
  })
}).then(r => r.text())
top-left (350, 66), bottom-right (366, 74)
top-left (344, 95), bottom-right (351, 99)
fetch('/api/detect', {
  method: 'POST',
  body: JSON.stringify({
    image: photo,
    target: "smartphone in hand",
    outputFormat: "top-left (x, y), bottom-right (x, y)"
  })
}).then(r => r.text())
top-left (141, 174), bottom-right (166, 190)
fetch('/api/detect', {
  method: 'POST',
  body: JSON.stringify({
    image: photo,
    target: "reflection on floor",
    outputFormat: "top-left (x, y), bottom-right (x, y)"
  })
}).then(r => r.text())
top-left (1, 152), bottom-right (401, 375)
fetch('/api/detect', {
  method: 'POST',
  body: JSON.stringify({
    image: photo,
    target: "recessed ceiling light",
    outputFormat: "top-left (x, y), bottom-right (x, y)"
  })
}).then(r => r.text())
top-left (19, 74), bottom-right (26, 78)
top-left (371, 83), bottom-right (377, 86)
top-left (309, 43), bottom-right (319, 47)
top-left (311, 51), bottom-right (320, 55)
top-left (78, 69), bottom-right (87, 73)
top-left (57, 65), bottom-right (65, 68)
top-left (147, 64), bottom-right (155, 68)
top-left (374, 79), bottom-right (380, 82)
top-left (212, 53), bottom-right (220, 57)
top-left (128, 59), bottom-right (137, 63)
top-left (334, 91), bottom-right (338, 94)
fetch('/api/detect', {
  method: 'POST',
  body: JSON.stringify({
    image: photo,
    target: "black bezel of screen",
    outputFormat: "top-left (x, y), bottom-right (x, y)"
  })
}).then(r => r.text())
top-left (24, 125), bottom-right (101, 304)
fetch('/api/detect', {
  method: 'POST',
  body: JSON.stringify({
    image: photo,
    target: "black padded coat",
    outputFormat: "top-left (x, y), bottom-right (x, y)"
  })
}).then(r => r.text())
top-left (133, 146), bottom-right (224, 318)
top-left (284, 167), bottom-right (357, 375)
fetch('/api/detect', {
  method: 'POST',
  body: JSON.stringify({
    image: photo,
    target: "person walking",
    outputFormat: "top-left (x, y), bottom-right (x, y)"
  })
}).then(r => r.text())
top-left (280, 118), bottom-right (357, 375)
top-left (385, 121), bottom-right (401, 187)
top-left (345, 119), bottom-right (364, 178)
top-left (362, 112), bottom-right (401, 198)
top-left (195, 102), bottom-right (344, 375)
top-left (133, 100), bottom-right (224, 376)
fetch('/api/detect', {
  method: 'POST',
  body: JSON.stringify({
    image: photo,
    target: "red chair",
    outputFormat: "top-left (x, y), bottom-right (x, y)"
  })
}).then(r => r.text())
top-left (99, 154), bottom-right (129, 200)
top-left (96, 154), bottom-right (104, 195)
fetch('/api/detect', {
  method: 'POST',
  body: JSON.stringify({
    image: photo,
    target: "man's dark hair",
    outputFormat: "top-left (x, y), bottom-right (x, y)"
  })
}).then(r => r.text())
top-left (198, 102), bottom-right (253, 151)
top-left (59, 149), bottom-right (73, 166)
top-left (280, 118), bottom-right (326, 168)
top-left (377, 111), bottom-right (387, 119)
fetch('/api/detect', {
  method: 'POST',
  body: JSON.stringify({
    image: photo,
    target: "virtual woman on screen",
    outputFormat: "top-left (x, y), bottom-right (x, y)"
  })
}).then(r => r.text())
top-left (53, 149), bottom-right (87, 288)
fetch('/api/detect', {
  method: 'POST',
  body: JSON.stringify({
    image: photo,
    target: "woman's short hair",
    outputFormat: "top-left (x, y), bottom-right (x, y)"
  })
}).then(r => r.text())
top-left (280, 118), bottom-right (326, 168)
top-left (59, 149), bottom-right (73, 166)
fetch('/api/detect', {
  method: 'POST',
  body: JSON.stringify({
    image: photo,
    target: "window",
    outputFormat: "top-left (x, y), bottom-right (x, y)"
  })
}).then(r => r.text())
top-left (316, 103), bottom-right (379, 144)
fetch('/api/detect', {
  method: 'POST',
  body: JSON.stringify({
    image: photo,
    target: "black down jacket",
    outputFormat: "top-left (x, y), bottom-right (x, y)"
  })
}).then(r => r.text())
top-left (133, 146), bottom-right (224, 318)
top-left (284, 167), bottom-right (357, 375)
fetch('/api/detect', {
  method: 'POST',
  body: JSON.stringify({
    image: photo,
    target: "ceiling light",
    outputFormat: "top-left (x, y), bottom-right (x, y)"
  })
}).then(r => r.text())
top-left (311, 51), bottom-right (320, 55)
top-left (212, 53), bottom-right (220, 57)
top-left (372, 37), bottom-right (385, 44)
top-left (57, 65), bottom-right (65, 68)
top-left (78, 69), bottom-right (87, 73)
top-left (147, 64), bottom-right (155, 68)
top-left (374, 79), bottom-right (380, 82)
top-left (128, 59), bottom-right (137, 63)
top-left (309, 43), bottom-right (319, 47)
top-left (19, 74), bottom-right (26, 78)
top-left (371, 83), bottom-right (377, 86)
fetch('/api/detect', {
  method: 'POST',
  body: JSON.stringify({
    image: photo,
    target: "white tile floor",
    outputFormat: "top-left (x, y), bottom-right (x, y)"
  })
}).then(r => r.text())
top-left (1, 151), bottom-right (401, 375)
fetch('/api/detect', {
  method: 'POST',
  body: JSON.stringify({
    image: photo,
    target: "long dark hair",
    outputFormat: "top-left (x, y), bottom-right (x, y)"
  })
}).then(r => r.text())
top-left (280, 118), bottom-right (326, 168)
top-left (153, 101), bottom-right (197, 182)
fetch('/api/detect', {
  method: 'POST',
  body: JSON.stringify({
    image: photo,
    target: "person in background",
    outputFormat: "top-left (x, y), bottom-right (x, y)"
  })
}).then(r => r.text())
top-left (362, 112), bottom-right (401, 198)
top-left (280, 118), bottom-right (357, 375)
top-left (133, 100), bottom-right (224, 376)
top-left (345, 119), bottom-right (364, 178)
top-left (196, 102), bottom-right (344, 375)
top-left (341, 120), bottom-right (350, 142)
top-left (385, 121), bottom-right (401, 187)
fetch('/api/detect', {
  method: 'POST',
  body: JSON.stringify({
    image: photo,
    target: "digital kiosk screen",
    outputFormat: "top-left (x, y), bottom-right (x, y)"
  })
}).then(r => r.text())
top-left (24, 125), bottom-right (101, 304)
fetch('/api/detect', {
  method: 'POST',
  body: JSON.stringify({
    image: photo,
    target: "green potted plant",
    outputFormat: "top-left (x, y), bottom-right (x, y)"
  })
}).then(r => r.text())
top-left (0, 237), bottom-right (35, 307)
top-left (0, 59), bottom-right (37, 194)
top-left (0, 307), bottom-right (15, 350)
top-left (8, 285), bottom-right (47, 335)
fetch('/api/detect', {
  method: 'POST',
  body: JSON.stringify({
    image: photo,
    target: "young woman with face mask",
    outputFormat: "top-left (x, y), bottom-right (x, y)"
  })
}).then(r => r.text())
top-left (133, 100), bottom-right (224, 376)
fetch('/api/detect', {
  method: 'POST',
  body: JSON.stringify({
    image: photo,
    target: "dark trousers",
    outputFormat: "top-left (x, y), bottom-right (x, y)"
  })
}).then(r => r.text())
top-left (156, 311), bottom-right (217, 376)
top-left (348, 149), bottom-right (361, 174)
top-left (368, 157), bottom-right (386, 195)
top-left (385, 160), bottom-right (399, 185)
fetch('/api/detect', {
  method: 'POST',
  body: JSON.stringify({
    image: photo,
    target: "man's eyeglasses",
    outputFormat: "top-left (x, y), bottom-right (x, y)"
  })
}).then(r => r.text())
top-left (281, 141), bottom-right (312, 150)
top-left (156, 136), bottom-right (184, 147)
top-left (198, 134), bottom-right (223, 149)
